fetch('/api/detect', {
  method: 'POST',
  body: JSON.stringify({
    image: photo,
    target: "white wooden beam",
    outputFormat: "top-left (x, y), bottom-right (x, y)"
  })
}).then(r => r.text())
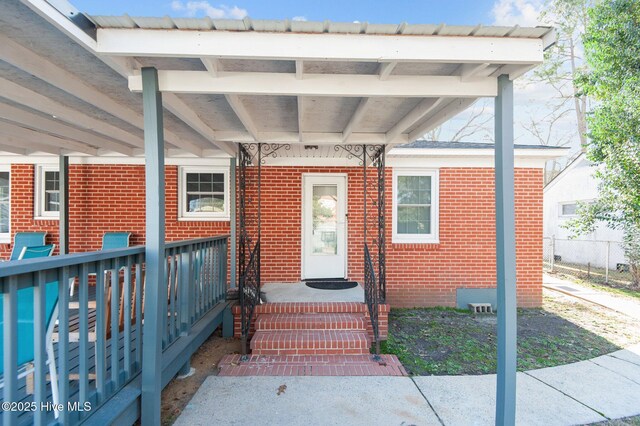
top-left (385, 98), bottom-right (444, 143)
top-left (378, 62), bottom-right (397, 80)
top-left (201, 57), bottom-right (221, 77)
top-left (459, 63), bottom-right (491, 81)
top-left (0, 76), bottom-right (144, 148)
top-left (97, 29), bottom-right (545, 64)
top-left (213, 131), bottom-right (407, 144)
top-left (408, 98), bottom-right (477, 141)
top-left (162, 93), bottom-right (236, 156)
top-left (295, 60), bottom-right (304, 80)
top-left (0, 103), bottom-right (135, 156)
top-left (0, 143), bottom-right (28, 155)
top-left (0, 34), bottom-right (202, 156)
top-left (342, 97), bottom-right (371, 142)
top-left (20, 0), bottom-right (98, 51)
top-left (24, 0), bottom-right (234, 157)
top-left (0, 121), bottom-right (99, 155)
top-left (129, 71), bottom-right (498, 98)
top-left (297, 97), bottom-right (305, 141)
top-left (225, 94), bottom-right (259, 140)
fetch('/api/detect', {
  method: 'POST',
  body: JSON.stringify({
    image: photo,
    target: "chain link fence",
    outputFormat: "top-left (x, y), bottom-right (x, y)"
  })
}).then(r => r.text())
top-left (543, 237), bottom-right (634, 286)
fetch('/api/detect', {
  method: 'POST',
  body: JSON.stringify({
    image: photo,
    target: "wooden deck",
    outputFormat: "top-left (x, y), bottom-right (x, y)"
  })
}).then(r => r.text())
top-left (1, 284), bottom-right (141, 425)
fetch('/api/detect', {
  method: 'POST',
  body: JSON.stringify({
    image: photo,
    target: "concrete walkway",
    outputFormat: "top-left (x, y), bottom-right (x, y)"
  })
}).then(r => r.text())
top-left (543, 273), bottom-right (640, 320)
top-left (175, 344), bottom-right (640, 426)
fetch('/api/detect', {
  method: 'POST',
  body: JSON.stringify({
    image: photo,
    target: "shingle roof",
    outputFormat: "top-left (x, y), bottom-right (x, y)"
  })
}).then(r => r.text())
top-left (397, 140), bottom-right (568, 150)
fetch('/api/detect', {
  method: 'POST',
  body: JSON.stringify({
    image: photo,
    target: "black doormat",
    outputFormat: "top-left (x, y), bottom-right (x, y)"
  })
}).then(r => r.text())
top-left (305, 280), bottom-right (359, 290)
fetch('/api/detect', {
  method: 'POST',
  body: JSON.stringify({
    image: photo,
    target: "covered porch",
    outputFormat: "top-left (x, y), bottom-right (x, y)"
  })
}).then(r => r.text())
top-left (0, 0), bottom-right (554, 424)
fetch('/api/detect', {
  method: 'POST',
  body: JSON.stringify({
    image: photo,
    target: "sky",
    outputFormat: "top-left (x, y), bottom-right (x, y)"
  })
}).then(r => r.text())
top-left (71, 0), bottom-right (506, 25)
top-left (69, 0), bottom-right (580, 154)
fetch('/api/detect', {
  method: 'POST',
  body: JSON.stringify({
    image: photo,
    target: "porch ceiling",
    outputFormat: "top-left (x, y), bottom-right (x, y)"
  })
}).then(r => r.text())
top-left (0, 0), bottom-right (555, 158)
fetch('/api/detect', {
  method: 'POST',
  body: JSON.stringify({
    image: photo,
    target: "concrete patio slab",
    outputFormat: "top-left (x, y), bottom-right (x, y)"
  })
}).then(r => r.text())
top-left (589, 354), bottom-right (640, 385)
top-left (528, 359), bottom-right (640, 419)
top-left (413, 373), bottom-right (605, 426)
top-left (262, 282), bottom-right (364, 303)
top-left (608, 345), bottom-right (640, 367)
top-left (173, 376), bottom-right (441, 426)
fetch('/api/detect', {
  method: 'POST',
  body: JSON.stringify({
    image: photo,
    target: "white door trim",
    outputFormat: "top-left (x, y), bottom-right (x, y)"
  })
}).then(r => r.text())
top-left (301, 173), bottom-right (348, 280)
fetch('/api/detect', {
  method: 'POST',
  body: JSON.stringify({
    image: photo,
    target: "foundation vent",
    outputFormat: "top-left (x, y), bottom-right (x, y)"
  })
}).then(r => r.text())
top-left (468, 303), bottom-right (493, 314)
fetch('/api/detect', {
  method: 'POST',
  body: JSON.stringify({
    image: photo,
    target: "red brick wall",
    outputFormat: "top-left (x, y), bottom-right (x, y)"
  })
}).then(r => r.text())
top-left (386, 168), bottom-right (543, 308)
top-left (0, 164), bottom-right (230, 259)
top-left (241, 166), bottom-right (542, 308)
top-left (0, 163), bottom-right (542, 308)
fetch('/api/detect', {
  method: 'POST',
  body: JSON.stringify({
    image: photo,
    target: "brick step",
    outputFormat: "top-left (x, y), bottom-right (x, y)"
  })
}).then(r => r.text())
top-left (253, 302), bottom-right (370, 315)
top-left (255, 313), bottom-right (366, 331)
top-left (218, 354), bottom-right (407, 376)
top-left (250, 330), bottom-right (371, 355)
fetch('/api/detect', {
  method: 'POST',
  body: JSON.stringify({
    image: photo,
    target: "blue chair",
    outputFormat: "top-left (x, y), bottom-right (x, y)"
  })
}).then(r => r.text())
top-left (9, 232), bottom-right (47, 261)
top-left (0, 244), bottom-right (59, 415)
top-left (102, 232), bottom-right (131, 251)
top-left (70, 232), bottom-right (131, 299)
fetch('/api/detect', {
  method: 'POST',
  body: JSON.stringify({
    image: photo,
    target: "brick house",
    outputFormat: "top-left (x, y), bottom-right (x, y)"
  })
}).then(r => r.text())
top-left (0, 2), bottom-right (562, 422)
top-left (0, 141), bottom-right (563, 308)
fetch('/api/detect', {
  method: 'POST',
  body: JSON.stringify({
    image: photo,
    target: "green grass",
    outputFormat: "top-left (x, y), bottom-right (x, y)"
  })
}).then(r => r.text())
top-left (380, 305), bottom-right (627, 376)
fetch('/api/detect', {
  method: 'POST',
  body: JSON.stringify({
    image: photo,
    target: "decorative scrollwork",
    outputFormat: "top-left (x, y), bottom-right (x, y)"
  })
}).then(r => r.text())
top-left (259, 143), bottom-right (291, 163)
top-left (241, 143), bottom-right (292, 164)
top-left (334, 144), bottom-right (365, 165)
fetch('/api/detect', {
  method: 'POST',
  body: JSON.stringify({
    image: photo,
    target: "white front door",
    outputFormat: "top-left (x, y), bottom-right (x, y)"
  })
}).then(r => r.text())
top-left (302, 174), bottom-right (347, 279)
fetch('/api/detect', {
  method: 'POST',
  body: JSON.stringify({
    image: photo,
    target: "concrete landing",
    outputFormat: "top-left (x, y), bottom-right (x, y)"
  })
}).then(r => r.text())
top-left (261, 282), bottom-right (364, 303)
top-left (174, 376), bottom-right (441, 426)
top-left (175, 345), bottom-right (640, 425)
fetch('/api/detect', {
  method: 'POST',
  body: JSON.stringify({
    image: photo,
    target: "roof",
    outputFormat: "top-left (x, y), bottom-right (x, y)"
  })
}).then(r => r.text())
top-left (0, 0), bottom-right (556, 158)
top-left (88, 15), bottom-right (554, 41)
top-left (398, 140), bottom-right (568, 150)
top-left (543, 152), bottom-right (588, 192)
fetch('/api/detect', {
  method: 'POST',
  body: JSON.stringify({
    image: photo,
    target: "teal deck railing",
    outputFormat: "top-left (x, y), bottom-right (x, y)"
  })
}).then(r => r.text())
top-left (0, 235), bottom-right (230, 425)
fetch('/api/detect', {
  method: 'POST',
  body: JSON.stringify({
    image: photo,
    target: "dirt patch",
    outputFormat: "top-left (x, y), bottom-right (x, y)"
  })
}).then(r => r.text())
top-left (382, 289), bottom-right (640, 376)
top-left (161, 328), bottom-right (241, 425)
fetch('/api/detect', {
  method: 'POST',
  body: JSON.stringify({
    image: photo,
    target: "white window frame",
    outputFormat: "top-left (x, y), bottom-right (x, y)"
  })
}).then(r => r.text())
top-left (0, 166), bottom-right (9, 244)
top-left (392, 168), bottom-right (439, 244)
top-left (34, 165), bottom-right (60, 220)
top-left (558, 202), bottom-right (578, 218)
top-left (178, 166), bottom-right (230, 221)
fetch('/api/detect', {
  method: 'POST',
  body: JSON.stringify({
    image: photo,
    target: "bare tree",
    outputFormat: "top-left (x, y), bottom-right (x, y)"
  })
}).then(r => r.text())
top-left (533, 0), bottom-right (592, 150)
top-left (423, 101), bottom-right (492, 142)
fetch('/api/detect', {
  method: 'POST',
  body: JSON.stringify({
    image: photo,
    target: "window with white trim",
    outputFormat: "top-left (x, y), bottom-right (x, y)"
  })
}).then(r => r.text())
top-left (392, 169), bottom-right (439, 244)
top-left (0, 168), bottom-right (9, 243)
top-left (178, 166), bottom-right (230, 220)
top-left (559, 202), bottom-right (577, 217)
top-left (35, 166), bottom-right (59, 219)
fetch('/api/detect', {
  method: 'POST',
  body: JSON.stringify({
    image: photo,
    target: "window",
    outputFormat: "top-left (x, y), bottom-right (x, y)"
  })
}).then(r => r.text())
top-left (0, 169), bottom-right (9, 243)
top-left (559, 202), bottom-right (579, 217)
top-left (35, 166), bottom-right (59, 219)
top-left (179, 167), bottom-right (229, 220)
top-left (392, 169), bottom-right (439, 243)
top-left (561, 203), bottom-right (577, 216)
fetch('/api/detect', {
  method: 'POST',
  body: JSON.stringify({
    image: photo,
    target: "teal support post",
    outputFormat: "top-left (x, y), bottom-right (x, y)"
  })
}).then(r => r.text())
top-left (230, 157), bottom-right (237, 289)
top-left (495, 74), bottom-right (517, 426)
top-left (140, 67), bottom-right (166, 426)
top-left (59, 155), bottom-right (69, 255)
